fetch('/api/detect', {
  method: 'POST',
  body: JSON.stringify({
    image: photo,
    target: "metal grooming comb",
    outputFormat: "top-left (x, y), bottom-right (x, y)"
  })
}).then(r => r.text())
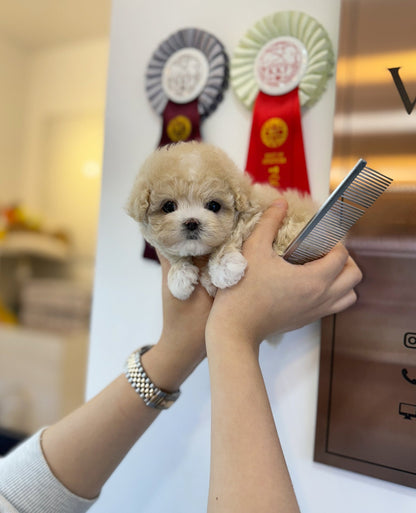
top-left (283, 159), bottom-right (393, 264)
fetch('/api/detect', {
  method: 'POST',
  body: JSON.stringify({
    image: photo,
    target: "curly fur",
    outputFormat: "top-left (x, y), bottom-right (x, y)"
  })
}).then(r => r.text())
top-left (127, 141), bottom-right (317, 299)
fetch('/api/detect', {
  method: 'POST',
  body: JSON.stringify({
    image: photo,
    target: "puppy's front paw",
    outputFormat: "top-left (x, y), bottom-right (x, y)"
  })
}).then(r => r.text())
top-left (209, 252), bottom-right (247, 289)
top-left (168, 262), bottom-right (199, 300)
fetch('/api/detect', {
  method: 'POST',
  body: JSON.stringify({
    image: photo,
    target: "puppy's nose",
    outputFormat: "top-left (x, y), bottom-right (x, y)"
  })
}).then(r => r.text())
top-left (183, 218), bottom-right (200, 231)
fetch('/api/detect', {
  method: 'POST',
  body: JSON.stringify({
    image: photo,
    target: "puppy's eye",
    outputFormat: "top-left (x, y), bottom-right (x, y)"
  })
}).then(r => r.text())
top-left (161, 200), bottom-right (177, 214)
top-left (205, 201), bottom-right (221, 213)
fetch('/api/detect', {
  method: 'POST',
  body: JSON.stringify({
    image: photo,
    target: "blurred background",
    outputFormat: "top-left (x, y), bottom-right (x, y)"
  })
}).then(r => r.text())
top-left (332, 0), bottom-right (416, 187)
top-left (0, 0), bottom-right (111, 451)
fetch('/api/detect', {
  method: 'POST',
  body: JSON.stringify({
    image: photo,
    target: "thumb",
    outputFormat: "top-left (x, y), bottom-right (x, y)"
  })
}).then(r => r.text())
top-left (248, 199), bottom-right (288, 248)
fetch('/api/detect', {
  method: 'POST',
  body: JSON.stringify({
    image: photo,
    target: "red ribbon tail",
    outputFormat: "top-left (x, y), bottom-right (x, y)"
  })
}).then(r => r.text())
top-left (158, 99), bottom-right (201, 147)
top-left (245, 88), bottom-right (310, 194)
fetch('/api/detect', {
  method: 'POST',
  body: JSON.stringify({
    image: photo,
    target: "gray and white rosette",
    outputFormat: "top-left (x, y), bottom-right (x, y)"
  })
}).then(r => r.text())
top-left (231, 11), bottom-right (334, 109)
top-left (146, 28), bottom-right (229, 120)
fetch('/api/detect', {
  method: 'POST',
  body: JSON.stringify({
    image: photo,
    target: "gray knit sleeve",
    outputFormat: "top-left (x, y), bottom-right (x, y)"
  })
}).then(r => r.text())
top-left (0, 430), bottom-right (98, 513)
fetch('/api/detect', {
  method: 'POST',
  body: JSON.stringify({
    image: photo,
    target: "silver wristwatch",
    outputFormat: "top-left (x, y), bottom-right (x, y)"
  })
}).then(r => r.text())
top-left (124, 345), bottom-right (181, 410)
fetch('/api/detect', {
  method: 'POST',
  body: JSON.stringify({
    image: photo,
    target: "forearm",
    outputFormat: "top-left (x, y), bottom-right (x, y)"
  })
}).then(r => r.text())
top-left (206, 338), bottom-right (300, 513)
top-left (0, 429), bottom-right (97, 513)
top-left (42, 339), bottom-right (202, 500)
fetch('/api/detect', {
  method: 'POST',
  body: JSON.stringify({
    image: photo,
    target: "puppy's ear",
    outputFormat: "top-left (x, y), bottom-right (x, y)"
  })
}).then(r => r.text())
top-left (125, 179), bottom-right (150, 224)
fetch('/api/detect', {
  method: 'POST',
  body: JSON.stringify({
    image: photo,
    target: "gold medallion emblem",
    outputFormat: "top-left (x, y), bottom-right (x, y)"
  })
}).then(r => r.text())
top-left (167, 115), bottom-right (192, 142)
top-left (260, 118), bottom-right (288, 148)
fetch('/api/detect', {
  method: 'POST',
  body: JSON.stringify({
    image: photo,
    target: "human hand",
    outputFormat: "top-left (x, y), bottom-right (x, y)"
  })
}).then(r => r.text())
top-left (205, 200), bottom-right (363, 351)
top-left (141, 252), bottom-right (213, 390)
top-left (159, 253), bottom-right (213, 358)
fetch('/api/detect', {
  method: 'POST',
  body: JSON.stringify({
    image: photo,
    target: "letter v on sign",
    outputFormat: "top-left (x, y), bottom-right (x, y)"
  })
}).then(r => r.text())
top-left (388, 67), bottom-right (416, 115)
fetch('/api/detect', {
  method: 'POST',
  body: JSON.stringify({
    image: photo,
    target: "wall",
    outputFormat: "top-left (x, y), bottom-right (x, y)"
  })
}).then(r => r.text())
top-left (0, 37), bottom-right (29, 204)
top-left (0, 37), bottom-right (109, 284)
top-left (19, 38), bottom-right (109, 213)
top-left (87, 0), bottom-right (416, 511)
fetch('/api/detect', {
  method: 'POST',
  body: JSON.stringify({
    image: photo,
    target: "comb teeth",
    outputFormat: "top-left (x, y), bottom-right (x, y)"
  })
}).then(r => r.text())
top-left (283, 160), bottom-right (393, 264)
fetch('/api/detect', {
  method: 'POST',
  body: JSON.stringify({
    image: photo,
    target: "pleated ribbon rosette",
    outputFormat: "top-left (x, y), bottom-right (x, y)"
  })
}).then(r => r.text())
top-left (231, 11), bottom-right (334, 193)
top-left (146, 28), bottom-right (229, 147)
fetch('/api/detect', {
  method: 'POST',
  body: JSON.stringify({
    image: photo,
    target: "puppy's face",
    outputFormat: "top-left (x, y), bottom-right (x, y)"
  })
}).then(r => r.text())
top-left (127, 143), bottom-right (251, 258)
top-left (145, 179), bottom-right (237, 257)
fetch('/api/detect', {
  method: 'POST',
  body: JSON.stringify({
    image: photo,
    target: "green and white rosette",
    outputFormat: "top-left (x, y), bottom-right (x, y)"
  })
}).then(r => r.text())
top-left (231, 10), bottom-right (334, 109)
top-left (231, 11), bottom-right (334, 194)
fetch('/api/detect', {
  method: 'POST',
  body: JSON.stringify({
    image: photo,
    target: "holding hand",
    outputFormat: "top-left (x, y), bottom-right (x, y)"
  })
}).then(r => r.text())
top-left (1, 201), bottom-right (362, 513)
top-left (205, 200), bottom-right (362, 513)
top-left (141, 253), bottom-right (213, 391)
top-left (206, 199), bottom-right (363, 349)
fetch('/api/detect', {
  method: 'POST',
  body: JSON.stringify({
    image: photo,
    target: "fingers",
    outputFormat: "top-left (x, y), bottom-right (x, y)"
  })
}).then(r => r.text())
top-left (246, 199), bottom-right (288, 249)
top-left (332, 256), bottom-right (363, 291)
top-left (299, 243), bottom-right (362, 318)
top-left (325, 255), bottom-right (362, 306)
top-left (329, 289), bottom-right (358, 314)
top-left (305, 243), bottom-right (350, 282)
top-left (317, 253), bottom-right (362, 316)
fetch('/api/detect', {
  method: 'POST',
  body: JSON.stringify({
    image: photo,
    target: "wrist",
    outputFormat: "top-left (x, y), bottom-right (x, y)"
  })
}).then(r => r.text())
top-left (206, 331), bottom-right (260, 362)
top-left (206, 319), bottom-right (260, 356)
top-left (159, 330), bottom-right (207, 363)
top-left (140, 338), bottom-right (204, 392)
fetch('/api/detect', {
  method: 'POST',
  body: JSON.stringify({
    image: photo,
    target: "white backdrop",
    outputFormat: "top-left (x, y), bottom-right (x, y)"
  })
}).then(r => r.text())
top-left (86, 0), bottom-right (416, 511)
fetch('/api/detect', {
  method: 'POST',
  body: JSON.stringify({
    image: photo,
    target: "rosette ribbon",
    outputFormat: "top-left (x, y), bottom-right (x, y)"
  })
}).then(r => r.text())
top-left (146, 28), bottom-right (228, 147)
top-left (144, 28), bottom-right (229, 260)
top-left (231, 11), bottom-right (334, 193)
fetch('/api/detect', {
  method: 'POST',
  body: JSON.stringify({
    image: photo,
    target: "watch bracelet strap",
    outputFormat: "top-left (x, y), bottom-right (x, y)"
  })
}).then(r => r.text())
top-left (124, 345), bottom-right (181, 410)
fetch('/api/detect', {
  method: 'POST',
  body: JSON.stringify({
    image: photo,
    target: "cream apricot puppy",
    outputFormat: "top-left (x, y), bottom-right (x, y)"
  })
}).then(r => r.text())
top-left (127, 141), bottom-right (316, 300)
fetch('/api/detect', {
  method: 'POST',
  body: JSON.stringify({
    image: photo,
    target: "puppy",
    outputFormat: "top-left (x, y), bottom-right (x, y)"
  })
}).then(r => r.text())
top-left (127, 141), bottom-right (316, 300)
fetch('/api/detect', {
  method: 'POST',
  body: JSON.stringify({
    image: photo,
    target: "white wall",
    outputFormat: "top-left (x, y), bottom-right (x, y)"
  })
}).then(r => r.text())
top-left (87, 0), bottom-right (416, 512)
